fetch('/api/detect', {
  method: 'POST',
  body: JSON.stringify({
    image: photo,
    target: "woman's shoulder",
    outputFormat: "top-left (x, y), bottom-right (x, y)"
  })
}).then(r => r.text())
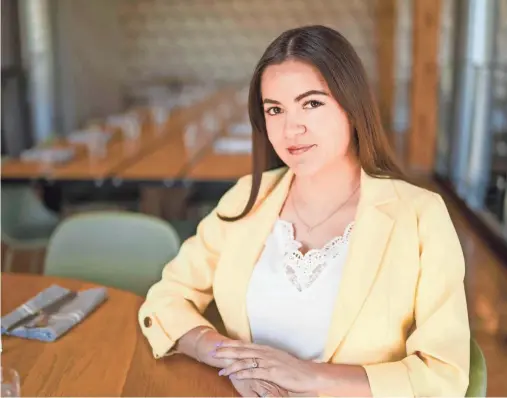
top-left (390, 177), bottom-right (448, 217)
top-left (391, 178), bottom-right (462, 258)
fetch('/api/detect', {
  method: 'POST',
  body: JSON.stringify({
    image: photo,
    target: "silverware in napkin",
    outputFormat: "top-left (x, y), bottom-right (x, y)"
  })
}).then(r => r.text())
top-left (5, 291), bottom-right (78, 332)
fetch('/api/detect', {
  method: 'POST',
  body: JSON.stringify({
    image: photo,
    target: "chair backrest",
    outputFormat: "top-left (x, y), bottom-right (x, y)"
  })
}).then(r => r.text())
top-left (1, 185), bottom-right (58, 240)
top-left (44, 211), bottom-right (181, 296)
top-left (466, 338), bottom-right (487, 397)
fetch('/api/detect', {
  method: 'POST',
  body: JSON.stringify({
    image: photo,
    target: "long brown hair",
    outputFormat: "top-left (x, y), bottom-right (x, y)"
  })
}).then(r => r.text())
top-left (221, 25), bottom-right (406, 222)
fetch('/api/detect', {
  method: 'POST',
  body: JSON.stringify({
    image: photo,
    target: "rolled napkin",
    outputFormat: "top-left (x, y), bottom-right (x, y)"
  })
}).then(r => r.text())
top-left (228, 122), bottom-right (252, 136)
top-left (67, 130), bottom-right (113, 145)
top-left (1, 284), bottom-right (107, 342)
top-left (20, 148), bottom-right (75, 164)
top-left (213, 137), bottom-right (252, 154)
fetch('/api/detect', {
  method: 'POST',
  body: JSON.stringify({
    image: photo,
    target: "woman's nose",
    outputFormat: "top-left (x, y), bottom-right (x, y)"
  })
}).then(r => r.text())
top-left (284, 116), bottom-right (307, 138)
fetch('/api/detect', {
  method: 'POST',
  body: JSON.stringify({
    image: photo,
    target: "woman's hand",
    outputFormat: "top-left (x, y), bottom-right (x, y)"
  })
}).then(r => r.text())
top-left (176, 327), bottom-right (235, 368)
top-left (214, 341), bottom-right (318, 393)
top-left (230, 377), bottom-right (289, 397)
top-left (194, 329), bottom-right (232, 367)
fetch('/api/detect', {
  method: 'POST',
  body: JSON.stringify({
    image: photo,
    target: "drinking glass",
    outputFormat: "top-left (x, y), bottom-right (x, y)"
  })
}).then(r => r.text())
top-left (86, 134), bottom-right (108, 159)
top-left (184, 123), bottom-right (199, 155)
top-left (1, 367), bottom-right (20, 397)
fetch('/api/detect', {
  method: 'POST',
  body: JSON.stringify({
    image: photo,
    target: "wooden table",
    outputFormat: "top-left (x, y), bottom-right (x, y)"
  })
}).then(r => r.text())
top-left (184, 125), bottom-right (252, 181)
top-left (117, 128), bottom-right (195, 182)
top-left (1, 158), bottom-right (57, 181)
top-left (1, 113), bottom-right (188, 183)
top-left (185, 146), bottom-right (252, 181)
top-left (118, 126), bottom-right (253, 183)
top-left (50, 123), bottom-right (173, 181)
top-left (1, 273), bottom-right (236, 397)
top-left (1, 140), bottom-right (87, 181)
top-left (116, 90), bottom-right (239, 183)
top-left (1, 87), bottom-right (236, 183)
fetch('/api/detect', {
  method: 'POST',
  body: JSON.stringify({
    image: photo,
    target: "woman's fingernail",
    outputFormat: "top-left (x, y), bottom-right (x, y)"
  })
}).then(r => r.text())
top-left (210, 350), bottom-right (216, 357)
top-left (218, 369), bottom-right (225, 376)
top-left (229, 374), bottom-right (236, 380)
top-left (215, 341), bottom-right (223, 347)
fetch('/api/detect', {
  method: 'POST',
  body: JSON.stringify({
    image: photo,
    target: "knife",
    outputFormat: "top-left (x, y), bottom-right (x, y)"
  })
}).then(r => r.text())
top-left (4, 290), bottom-right (78, 332)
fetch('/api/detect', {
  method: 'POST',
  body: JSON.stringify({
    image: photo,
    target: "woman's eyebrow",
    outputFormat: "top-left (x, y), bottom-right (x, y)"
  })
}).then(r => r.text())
top-left (295, 90), bottom-right (329, 102)
top-left (262, 98), bottom-right (281, 105)
top-left (262, 90), bottom-right (329, 105)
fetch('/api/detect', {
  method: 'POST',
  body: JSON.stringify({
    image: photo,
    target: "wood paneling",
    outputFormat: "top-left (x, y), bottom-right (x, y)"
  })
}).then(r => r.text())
top-left (409, 0), bottom-right (442, 172)
top-left (376, 0), bottom-right (397, 134)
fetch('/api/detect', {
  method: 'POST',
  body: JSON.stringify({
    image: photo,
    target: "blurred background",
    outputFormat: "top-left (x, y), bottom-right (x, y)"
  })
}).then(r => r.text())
top-left (1, 0), bottom-right (506, 395)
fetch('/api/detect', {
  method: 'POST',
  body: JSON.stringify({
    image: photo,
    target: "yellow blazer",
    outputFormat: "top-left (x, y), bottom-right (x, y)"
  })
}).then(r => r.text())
top-left (139, 167), bottom-right (470, 397)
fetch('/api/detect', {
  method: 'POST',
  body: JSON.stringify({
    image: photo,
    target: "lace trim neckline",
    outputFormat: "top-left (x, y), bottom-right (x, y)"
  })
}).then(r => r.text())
top-left (275, 218), bottom-right (355, 257)
top-left (271, 218), bottom-right (355, 292)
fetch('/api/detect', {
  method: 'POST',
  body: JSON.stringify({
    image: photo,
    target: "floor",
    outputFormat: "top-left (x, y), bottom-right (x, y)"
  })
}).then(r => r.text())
top-left (2, 182), bottom-right (507, 396)
top-left (442, 193), bottom-right (507, 396)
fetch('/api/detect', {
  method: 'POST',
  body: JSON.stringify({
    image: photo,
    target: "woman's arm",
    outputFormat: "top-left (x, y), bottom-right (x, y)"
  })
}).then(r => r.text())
top-left (138, 176), bottom-right (251, 359)
top-left (362, 193), bottom-right (470, 397)
top-left (314, 364), bottom-right (371, 397)
top-left (176, 326), bottom-right (235, 367)
top-left (292, 363), bottom-right (372, 397)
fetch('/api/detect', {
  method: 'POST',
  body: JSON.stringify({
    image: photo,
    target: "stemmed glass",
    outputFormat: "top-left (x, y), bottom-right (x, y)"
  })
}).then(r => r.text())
top-left (1, 367), bottom-right (20, 397)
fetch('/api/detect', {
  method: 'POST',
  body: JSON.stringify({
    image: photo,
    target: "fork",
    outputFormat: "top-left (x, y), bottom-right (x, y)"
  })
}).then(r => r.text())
top-left (23, 291), bottom-right (77, 329)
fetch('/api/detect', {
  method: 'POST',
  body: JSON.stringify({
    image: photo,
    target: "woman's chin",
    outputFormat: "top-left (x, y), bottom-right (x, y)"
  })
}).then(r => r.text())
top-left (287, 160), bottom-right (325, 178)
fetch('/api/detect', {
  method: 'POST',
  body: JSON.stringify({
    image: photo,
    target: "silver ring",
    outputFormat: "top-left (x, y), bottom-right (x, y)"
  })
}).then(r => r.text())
top-left (251, 358), bottom-right (259, 368)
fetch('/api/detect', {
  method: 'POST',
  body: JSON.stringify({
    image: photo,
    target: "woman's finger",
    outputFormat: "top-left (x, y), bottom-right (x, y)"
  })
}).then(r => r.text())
top-left (218, 340), bottom-right (271, 351)
top-left (252, 381), bottom-right (277, 397)
top-left (213, 347), bottom-right (263, 360)
top-left (229, 378), bottom-right (257, 397)
top-left (231, 367), bottom-right (274, 382)
top-left (219, 358), bottom-right (265, 377)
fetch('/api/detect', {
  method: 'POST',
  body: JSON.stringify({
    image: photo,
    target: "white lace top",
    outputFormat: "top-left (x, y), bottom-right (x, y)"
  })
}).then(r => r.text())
top-left (246, 219), bottom-right (354, 361)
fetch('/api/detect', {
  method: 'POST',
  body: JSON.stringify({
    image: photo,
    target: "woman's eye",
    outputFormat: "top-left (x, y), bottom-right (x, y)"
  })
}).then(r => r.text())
top-left (265, 107), bottom-right (283, 116)
top-left (303, 100), bottom-right (324, 109)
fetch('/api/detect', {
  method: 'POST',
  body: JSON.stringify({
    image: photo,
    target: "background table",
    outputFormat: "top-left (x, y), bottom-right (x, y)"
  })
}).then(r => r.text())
top-left (1, 273), bottom-right (236, 396)
top-left (185, 148), bottom-right (252, 181)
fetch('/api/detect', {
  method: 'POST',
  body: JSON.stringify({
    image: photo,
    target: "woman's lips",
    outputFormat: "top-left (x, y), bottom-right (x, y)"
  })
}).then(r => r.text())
top-left (287, 144), bottom-right (316, 155)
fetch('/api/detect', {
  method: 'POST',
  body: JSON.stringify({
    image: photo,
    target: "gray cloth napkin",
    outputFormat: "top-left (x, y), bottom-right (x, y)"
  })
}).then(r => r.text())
top-left (1, 284), bottom-right (107, 341)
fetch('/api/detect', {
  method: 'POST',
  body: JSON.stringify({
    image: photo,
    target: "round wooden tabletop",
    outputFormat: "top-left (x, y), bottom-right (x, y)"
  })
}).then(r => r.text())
top-left (1, 273), bottom-right (236, 397)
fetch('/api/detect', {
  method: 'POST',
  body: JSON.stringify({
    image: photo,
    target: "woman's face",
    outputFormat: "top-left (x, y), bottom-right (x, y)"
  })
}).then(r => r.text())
top-left (261, 59), bottom-right (353, 177)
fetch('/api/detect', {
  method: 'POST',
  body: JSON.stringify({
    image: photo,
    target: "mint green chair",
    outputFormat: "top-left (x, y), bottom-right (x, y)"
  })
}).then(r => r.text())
top-left (44, 212), bottom-right (180, 296)
top-left (466, 338), bottom-right (487, 397)
top-left (171, 219), bottom-right (199, 243)
top-left (1, 185), bottom-right (60, 272)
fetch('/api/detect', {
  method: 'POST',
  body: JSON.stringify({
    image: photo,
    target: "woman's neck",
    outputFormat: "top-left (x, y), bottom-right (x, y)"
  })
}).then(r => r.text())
top-left (292, 158), bottom-right (361, 210)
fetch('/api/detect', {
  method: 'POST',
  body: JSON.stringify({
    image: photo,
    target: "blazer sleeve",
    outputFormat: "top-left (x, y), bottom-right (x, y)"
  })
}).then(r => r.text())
top-left (363, 193), bottom-right (470, 397)
top-left (138, 175), bottom-right (250, 359)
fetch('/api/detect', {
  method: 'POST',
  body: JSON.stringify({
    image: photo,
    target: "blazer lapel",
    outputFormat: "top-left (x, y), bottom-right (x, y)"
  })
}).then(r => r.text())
top-left (229, 168), bottom-right (294, 342)
top-left (322, 171), bottom-right (398, 362)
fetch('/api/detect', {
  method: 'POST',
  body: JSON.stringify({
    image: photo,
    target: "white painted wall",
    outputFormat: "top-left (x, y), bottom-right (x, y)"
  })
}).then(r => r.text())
top-left (51, 0), bottom-right (124, 135)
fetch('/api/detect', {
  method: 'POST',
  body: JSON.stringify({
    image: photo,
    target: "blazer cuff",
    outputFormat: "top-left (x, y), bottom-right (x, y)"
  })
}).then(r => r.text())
top-left (362, 361), bottom-right (413, 397)
top-left (139, 302), bottom-right (216, 359)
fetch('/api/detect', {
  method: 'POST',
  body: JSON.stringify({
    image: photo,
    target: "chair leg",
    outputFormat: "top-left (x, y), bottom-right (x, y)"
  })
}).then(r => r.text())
top-left (29, 250), bottom-right (40, 274)
top-left (4, 247), bottom-right (15, 272)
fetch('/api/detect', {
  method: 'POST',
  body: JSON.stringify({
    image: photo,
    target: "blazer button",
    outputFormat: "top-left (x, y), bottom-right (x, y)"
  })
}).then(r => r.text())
top-left (144, 316), bottom-right (152, 328)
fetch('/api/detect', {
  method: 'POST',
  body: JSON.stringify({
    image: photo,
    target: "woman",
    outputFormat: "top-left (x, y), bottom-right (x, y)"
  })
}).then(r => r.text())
top-left (139, 25), bottom-right (470, 397)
